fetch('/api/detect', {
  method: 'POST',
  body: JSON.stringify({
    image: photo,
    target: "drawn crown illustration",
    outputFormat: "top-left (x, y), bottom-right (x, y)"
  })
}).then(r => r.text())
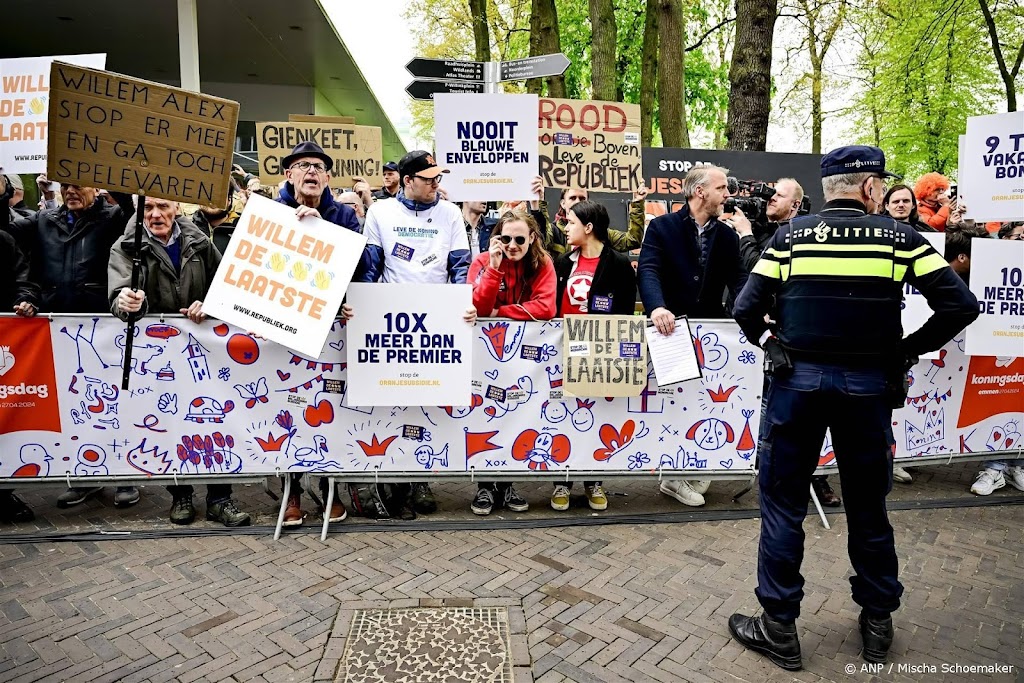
top-left (707, 384), bottom-right (739, 402)
top-left (254, 432), bottom-right (288, 452)
top-left (356, 434), bottom-right (397, 457)
top-left (546, 365), bottom-right (563, 388)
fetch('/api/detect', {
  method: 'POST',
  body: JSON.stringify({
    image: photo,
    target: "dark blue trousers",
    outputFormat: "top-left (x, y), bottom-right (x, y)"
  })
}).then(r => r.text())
top-left (756, 361), bottom-right (903, 622)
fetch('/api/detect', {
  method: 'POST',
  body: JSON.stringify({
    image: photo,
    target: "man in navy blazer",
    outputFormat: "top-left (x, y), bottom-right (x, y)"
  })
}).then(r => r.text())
top-left (638, 164), bottom-right (750, 507)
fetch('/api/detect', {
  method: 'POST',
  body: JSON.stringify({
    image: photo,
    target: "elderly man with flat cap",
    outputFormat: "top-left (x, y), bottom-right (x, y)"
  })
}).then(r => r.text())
top-left (729, 145), bottom-right (979, 671)
top-left (275, 141), bottom-right (362, 528)
top-left (276, 141), bottom-right (361, 233)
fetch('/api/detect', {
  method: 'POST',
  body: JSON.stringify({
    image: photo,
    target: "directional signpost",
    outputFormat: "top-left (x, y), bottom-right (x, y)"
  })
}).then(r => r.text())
top-left (405, 53), bottom-right (569, 101)
top-left (498, 53), bottom-right (571, 82)
top-left (406, 79), bottom-right (485, 100)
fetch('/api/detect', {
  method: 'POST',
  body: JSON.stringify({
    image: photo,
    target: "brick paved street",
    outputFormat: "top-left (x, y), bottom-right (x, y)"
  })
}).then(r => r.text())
top-left (1, 461), bottom-right (1022, 682)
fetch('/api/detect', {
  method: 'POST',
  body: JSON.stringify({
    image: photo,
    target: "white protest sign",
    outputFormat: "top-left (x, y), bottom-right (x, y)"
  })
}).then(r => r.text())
top-left (901, 233), bottom-right (946, 359)
top-left (962, 112), bottom-right (1024, 222)
top-left (434, 93), bottom-right (539, 202)
top-left (0, 54), bottom-right (105, 174)
top-left (202, 194), bottom-right (367, 358)
top-left (346, 283), bottom-right (473, 406)
top-left (965, 238), bottom-right (1024, 357)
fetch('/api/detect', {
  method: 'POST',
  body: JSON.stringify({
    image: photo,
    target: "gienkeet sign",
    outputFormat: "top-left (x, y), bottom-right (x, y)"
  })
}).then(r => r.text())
top-left (47, 62), bottom-right (238, 206)
top-left (257, 121), bottom-right (383, 189)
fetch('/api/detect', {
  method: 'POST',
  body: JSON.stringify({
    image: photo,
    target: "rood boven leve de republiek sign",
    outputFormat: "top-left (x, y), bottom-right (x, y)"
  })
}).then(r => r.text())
top-left (47, 62), bottom-right (239, 206)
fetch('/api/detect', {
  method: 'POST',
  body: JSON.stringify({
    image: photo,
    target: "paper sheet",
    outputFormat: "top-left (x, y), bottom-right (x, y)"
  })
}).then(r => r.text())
top-left (646, 318), bottom-right (702, 385)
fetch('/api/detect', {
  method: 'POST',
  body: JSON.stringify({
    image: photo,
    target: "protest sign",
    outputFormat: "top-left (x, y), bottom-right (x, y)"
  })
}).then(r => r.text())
top-left (0, 54), bottom-right (106, 174)
top-left (965, 238), bottom-right (1024, 357)
top-left (202, 194), bottom-right (367, 358)
top-left (47, 62), bottom-right (238, 206)
top-left (562, 315), bottom-right (647, 397)
top-left (538, 98), bottom-right (642, 194)
top-left (346, 283), bottom-right (473, 406)
top-left (962, 112), bottom-right (1024, 222)
top-left (257, 121), bottom-right (382, 188)
top-left (434, 93), bottom-right (539, 201)
top-left (642, 147), bottom-right (823, 211)
top-left (901, 233), bottom-right (946, 359)
top-left (289, 114), bottom-right (356, 125)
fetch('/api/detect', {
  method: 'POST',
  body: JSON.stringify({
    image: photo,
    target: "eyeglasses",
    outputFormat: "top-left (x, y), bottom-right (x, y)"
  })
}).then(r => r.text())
top-left (290, 161), bottom-right (327, 173)
top-left (412, 174), bottom-right (441, 184)
top-left (499, 235), bottom-right (527, 245)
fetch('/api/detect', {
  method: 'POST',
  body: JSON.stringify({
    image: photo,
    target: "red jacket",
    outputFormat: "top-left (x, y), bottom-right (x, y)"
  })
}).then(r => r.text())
top-left (468, 252), bottom-right (557, 320)
top-left (917, 202), bottom-right (949, 231)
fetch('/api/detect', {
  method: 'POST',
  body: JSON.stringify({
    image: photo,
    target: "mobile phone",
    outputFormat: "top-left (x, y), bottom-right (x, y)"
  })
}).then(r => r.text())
top-left (949, 184), bottom-right (957, 202)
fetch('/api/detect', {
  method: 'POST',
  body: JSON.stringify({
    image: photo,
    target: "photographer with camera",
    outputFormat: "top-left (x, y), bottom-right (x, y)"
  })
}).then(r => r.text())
top-left (728, 179), bottom-right (803, 272)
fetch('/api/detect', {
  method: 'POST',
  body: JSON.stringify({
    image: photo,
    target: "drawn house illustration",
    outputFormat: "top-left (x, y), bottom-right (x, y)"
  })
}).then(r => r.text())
top-left (182, 334), bottom-right (211, 382)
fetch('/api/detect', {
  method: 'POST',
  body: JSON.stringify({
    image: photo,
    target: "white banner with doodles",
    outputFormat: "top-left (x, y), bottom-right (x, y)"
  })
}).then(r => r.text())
top-left (0, 316), bottom-right (1018, 481)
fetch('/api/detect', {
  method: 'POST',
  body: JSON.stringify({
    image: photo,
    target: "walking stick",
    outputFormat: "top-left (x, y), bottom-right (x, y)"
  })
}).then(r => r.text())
top-left (121, 194), bottom-right (146, 390)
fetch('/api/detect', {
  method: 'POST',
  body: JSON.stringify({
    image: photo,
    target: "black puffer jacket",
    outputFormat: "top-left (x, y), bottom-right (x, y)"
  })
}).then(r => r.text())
top-left (4, 194), bottom-right (133, 312)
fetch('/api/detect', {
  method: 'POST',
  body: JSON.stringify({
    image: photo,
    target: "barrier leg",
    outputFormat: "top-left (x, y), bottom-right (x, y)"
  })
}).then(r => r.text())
top-left (321, 478), bottom-right (335, 542)
top-left (274, 474), bottom-right (291, 541)
top-left (809, 482), bottom-right (830, 530)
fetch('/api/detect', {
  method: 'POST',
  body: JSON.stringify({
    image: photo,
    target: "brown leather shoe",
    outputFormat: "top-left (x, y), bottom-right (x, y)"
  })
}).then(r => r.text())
top-left (811, 477), bottom-right (842, 507)
top-left (326, 497), bottom-right (347, 523)
top-left (282, 493), bottom-right (304, 527)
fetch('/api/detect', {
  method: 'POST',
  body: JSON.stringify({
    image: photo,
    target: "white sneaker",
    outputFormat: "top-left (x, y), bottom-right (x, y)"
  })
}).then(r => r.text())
top-left (892, 466), bottom-right (913, 484)
top-left (688, 478), bottom-right (711, 495)
top-left (970, 468), bottom-right (1006, 496)
top-left (1005, 466), bottom-right (1024, 492)
top-left (660, 479), bottom-right (705, 507)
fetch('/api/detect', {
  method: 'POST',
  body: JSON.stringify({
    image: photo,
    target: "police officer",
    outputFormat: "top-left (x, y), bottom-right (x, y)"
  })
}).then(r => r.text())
top-left (728, 146), bottom-right (979, 671)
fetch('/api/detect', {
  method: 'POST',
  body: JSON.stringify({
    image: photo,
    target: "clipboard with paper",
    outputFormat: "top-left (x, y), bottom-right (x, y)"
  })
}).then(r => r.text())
top-left (645, 316), bottom-right (703, 385)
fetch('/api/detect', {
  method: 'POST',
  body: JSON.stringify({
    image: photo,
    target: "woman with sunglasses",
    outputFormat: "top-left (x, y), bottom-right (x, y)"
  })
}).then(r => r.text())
top-left (466, 211), bottom-right (557, 515)
top-left (551, 200), bottom-right (637, 512)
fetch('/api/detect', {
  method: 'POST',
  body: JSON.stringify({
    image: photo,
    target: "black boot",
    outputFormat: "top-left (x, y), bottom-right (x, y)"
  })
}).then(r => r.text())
top-left (728, 612), bottom-right (802, 671)
top-left (859, 611), bottom-right (893, 663)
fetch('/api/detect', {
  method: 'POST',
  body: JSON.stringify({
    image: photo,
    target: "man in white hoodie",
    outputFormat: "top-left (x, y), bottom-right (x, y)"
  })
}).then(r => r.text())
top-left (352, 150), bottom-right (475, 515)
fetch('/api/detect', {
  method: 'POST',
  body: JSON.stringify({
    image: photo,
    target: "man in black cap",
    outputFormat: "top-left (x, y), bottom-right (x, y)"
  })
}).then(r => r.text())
top-left (372, 161), bottom-right (400, 200)
top-left (348, 150), bottom-right (476, 516)
top-left (276, 141), bottom-right (361, 233)
top-left (275, 141), bottom-right (360, 527)
top-left (728, 145), bottom-right (979, 670)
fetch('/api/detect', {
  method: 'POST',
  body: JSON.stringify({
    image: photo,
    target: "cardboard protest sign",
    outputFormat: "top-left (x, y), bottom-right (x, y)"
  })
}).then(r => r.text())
top-left (257, 121), bottom-right (382, 188)
top-left (538, 98), bottom-right (642, 194)
top-left (965, 239), bottom-right (1024, 357)
top-left (346, 283), bottom-right (473, 406)
top-left (434, 93), bottom-right (539, 201)
top-left (202, 194), bottom-right (367, 358)
top-left (289, 114), bottom-right (356, 125)
top-left (962, 112), bottom-right (1024, 222)
top-left (562, 315), bottom-right (648, 397)
top-left (0, 54), bottom-right (106, 174)
top-left (47, 62), bottom-right (238, 206)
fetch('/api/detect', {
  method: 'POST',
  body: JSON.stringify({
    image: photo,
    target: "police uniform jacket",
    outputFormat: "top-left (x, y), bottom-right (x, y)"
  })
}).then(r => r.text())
top-left (734, 198), bottom-right (979, 363)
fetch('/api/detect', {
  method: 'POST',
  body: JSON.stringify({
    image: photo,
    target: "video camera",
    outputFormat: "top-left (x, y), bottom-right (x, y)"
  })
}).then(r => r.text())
top-left (724, 180), bottom-right (776, 225)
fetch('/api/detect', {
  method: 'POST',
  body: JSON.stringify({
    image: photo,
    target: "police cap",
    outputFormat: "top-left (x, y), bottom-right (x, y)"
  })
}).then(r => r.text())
top-left (821, 145), bottom-right (902, 180)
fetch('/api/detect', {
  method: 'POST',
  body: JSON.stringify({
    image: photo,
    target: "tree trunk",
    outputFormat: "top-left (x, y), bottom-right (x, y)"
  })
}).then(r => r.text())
top-left (978, 0), bottom-right (1022, 111)
top-left (589, 0), bottom-right (618, 101)
top-left (658, 0), bottom-right (689, 147)
top-left (529, 0), bottom-right (566, 97)
top-left (811, 58), bottom-right (822, 153)
top-left (467, 0), bottom-right (490, 63)
top-left (640, 0), bottom-right (660, 147)
top-left (725, 0), bottom-right (778, 150)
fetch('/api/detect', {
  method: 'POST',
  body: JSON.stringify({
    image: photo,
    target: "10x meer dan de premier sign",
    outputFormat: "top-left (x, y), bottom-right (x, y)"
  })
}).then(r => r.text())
top-left (47, 62), bottom-right (239, 206)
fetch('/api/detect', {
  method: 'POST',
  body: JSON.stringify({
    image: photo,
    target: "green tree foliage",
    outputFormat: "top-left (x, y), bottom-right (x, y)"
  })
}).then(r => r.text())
top-left (847, 0), bottom-right (1011, 179)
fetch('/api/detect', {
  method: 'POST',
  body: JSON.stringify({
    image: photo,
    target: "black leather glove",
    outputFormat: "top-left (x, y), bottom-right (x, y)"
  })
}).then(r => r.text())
top-left (763, 336), bottom-right (793, 378)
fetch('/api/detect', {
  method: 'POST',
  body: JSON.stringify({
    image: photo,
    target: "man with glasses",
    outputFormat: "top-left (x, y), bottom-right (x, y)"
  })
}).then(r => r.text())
top-left (3, 181), bottom-right (142, 510)
top-left (275, 141), bottom-right (361, 527)
top-left (354, 150), bottom-right (475, 516)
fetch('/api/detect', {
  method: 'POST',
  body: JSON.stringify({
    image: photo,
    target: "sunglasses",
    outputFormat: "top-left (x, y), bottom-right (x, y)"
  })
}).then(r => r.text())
top-left (499, 235), bottom-right (527, 245)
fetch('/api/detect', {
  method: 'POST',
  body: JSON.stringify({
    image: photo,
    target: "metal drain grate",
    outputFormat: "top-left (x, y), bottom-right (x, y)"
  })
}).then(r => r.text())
top-left (338, 607), bottom-right (513, 682)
